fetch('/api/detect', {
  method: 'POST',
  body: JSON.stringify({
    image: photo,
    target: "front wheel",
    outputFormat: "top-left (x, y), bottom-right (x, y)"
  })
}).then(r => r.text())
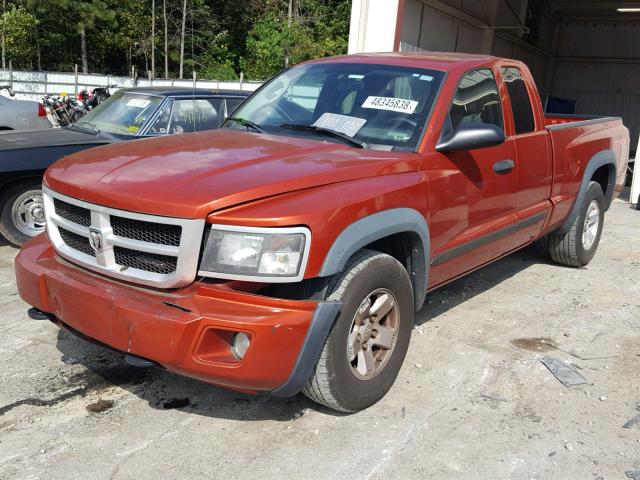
top-left (548, 181), bottom-right (605, 267)
top-left (302, 250), bottom-right (414, 412)
top-left (0, 180), bottom-right (46, 246)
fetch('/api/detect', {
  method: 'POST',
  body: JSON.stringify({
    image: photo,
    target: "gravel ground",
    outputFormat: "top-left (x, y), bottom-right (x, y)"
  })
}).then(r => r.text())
top-left (0, 196), bottom-right (638, 480)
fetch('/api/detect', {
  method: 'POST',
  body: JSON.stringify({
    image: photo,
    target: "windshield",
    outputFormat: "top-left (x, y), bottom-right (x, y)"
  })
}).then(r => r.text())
top-left (76, 91), bottom-right (163, 135)
top-left (227, 62), bottom-right (445, 151)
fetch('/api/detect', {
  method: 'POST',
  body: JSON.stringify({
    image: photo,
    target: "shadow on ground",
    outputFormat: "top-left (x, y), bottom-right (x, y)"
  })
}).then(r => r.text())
top-left (415, 237), bottom-right (552, 325)
top-left (52, 238), bottom-right (553, 420)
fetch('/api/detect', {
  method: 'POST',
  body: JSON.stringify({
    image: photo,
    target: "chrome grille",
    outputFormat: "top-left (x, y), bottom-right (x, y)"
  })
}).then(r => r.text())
top-left (114, 246), bottom-right (177, 274)
top-left (58, 227), bottom-right (95, 257)
top-left (111, 216), bottom-right (181, 246)
top-left (43, 186), bottom-right (205, 288)
top-left (54, 198), bottom-right (91, 227)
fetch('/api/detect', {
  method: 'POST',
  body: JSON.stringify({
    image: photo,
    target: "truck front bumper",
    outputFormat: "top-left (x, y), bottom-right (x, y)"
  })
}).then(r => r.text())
top-left (15, 234), bottom-right (340, 395)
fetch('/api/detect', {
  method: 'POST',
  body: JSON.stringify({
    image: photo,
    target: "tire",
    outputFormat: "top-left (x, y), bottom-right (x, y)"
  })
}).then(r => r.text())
top-left (0, 180), bottom-right (46, 247)
top-left (302, 250), bottom-right (414, 412)
top-left (548, 181), bottom-right (605, 267)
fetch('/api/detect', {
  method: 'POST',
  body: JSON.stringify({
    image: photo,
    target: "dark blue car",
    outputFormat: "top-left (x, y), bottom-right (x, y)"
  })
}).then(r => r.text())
top-left (0, 87), bottom-right (249, 245)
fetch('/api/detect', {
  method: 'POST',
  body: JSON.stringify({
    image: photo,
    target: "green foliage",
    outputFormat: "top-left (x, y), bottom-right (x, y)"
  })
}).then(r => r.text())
top-left (241, 0), bottom-right (350, 79)
top-left (1, 6), bottom-right (38, 68)
top-left (1, 0), bottom-right (352, 80)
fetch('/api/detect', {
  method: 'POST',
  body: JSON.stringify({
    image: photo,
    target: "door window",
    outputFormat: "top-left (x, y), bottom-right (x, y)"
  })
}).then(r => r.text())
top-left (147, 100), bottom-right (172, 135)
top-left (170, 98), bottom-right (224, 133)
top-left (448, 69), bottom-right (503, 130)
top-left (501, 67), bottom-right (535, 134)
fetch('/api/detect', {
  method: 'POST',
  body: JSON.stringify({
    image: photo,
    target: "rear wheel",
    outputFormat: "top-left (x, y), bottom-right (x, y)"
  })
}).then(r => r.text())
top-left (302, 250), bottom-right (414, 412)
top-left (548, 181), bottom-right (604, 267)
top-left (0, 180), bottom-right (45, 246)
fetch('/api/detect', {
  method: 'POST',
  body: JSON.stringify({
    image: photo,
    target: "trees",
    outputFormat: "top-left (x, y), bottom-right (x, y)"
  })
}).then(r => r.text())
top-left (241, 0), bottom-right (350, 79)
top-left (0, 0), bottom-right (351, 80)
top-left (0, 5), bottom-right (38, 69)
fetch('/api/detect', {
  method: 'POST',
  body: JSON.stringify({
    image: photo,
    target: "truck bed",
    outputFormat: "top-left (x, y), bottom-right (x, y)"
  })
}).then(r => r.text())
top-left (544, 113), bottom-right (618, 128)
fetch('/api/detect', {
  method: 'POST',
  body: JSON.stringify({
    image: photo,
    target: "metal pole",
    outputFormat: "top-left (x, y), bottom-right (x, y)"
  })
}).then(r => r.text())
top-left (239, 72), bottom-right (244, 90)
top-left (630, 133), bottom-right (640, 208)
top-left (74, 64), bottom-right (78, 96)
top-left (151, 0), bottom-right (155, 80)
top-left (192, 70), bottom-right (196, 90)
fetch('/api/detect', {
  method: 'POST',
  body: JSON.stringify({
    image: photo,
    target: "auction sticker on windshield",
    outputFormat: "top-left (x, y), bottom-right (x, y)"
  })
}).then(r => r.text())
top-left (126, 98), bottom-right (151, 108)
top-left (362, 96), bottom-right (418, 114)
top-left (312, 113), bottom-right (367, 138)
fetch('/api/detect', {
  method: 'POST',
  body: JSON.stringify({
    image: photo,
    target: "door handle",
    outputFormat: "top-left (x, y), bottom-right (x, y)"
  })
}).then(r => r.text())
top-left (493, 159), bottom-right (515, 175)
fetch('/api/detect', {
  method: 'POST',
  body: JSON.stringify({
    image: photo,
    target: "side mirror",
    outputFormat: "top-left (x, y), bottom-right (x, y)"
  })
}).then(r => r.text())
top-left (436, 123), bottom-right (505, 153)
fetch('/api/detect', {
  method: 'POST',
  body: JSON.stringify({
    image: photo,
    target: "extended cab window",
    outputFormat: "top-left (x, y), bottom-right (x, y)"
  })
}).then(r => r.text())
top-left (227, 63), bottom-right (445, 151)
top-left (448, 69), bottom-right (503, 130)
top-left (501, 67), bottom-right (536, 134)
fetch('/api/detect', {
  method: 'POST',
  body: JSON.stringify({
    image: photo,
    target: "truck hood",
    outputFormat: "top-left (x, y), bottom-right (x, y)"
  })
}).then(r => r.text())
top-left (45, 130), bottom-right (421, 218)
top-left (0, 127), bottom-right (111, 151)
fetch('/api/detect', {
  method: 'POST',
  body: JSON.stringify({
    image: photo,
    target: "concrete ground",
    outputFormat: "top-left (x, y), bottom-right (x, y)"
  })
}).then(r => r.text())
top-left (0, 197), bottom-right (639, 480)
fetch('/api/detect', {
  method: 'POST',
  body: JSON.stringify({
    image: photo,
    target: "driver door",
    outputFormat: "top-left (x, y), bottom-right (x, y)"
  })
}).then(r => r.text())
top-left (427, 68), bottom-right (519, 288)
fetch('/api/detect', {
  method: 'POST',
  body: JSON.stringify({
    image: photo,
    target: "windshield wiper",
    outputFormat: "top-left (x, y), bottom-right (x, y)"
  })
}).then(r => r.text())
top-left (278, 123), bottom-right (367, 149)
top-left (67, 122), bottom-right (99, 135)
top-left (225, 116), bottom-right (266, 133)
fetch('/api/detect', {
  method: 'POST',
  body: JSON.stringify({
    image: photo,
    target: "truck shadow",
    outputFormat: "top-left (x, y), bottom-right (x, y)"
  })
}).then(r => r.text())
top-left (53, 238), bottom-right (553, 420)
top-left (415, 237), bottom-right (552, 326)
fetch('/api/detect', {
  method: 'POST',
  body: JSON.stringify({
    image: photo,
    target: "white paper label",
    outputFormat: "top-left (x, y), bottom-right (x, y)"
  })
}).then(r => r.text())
top-left (312, 113), bottom-right (366, 138)
top-left (362, 96), bottom-right (418, 114)
top-left (126, 98), bottom-right (151, 108)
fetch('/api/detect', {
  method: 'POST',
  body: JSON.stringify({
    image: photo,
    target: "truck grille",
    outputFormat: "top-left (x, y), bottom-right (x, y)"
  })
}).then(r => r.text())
top-left (44, 187), bottom-right (205, 288)
top-left (114, 246), bottom-right (177, 274)
top-left (111, 216), bottom-right (182, 246)
top-left (54, 198), bottom-right (91, 227)
top-left (58, 227), bottom-right (95, 257)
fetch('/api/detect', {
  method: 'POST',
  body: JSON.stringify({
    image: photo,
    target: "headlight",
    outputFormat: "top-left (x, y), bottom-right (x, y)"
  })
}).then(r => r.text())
top-left (198, 224), bottom-right (311, 282)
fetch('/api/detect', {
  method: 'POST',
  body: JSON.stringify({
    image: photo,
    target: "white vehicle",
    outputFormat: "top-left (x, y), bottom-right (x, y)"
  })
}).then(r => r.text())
top-left (0, 87), bottom-right (51, 130)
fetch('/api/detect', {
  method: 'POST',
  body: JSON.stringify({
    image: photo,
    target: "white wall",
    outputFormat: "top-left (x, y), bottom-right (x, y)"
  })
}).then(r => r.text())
top-left (348, 0), bottom-right (402, 54)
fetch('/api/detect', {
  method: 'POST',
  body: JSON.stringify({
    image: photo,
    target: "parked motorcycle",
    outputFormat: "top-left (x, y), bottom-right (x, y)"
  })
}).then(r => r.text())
top-left (42, 94), bottom-right (73, 127)
top-left (42, 92), bottom-right (87, 126)
top-left (77, 84), bottom-right (115, 111)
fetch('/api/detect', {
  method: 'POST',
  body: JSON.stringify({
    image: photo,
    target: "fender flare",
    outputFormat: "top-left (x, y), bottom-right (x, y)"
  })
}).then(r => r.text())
top-left (318, 208), bottom-right (430, 311)
top-left (558, 150), bottom-right (617, 234)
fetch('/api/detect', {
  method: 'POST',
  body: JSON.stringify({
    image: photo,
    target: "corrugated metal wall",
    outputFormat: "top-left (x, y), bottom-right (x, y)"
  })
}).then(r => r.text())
top-left (551, 88), bottom-right (640, 151)
top-left (397, 1), bottom-right (640, 151)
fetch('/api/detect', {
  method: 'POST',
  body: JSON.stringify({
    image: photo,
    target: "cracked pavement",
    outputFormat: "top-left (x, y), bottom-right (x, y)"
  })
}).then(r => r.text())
top-left (0, 197), bottom-right (639, 480)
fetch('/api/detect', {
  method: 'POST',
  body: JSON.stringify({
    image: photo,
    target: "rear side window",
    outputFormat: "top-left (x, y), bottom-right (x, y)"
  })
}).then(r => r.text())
top-left (448, 69), bottom-right (503, 130)
top-left (501, 67), bottom-right (535, 134)
top-left (171, 98), bottom-right (223, 133)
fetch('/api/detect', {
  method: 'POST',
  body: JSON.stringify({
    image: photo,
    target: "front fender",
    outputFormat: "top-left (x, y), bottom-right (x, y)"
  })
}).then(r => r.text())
top-left (319, 208), bottom-right (430, 311)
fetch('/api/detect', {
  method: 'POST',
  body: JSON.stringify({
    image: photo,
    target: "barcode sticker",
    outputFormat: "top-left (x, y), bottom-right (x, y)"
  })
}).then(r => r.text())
top-left (362, 96), bottom-right (418, 114)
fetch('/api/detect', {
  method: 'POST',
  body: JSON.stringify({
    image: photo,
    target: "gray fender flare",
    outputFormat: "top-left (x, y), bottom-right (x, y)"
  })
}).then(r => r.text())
top-left (558, 150), bottom-right (617, 234)
top-left (318, 208), bottom-right (430, 311)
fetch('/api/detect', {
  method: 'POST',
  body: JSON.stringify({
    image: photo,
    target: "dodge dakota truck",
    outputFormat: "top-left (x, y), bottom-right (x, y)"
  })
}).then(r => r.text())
top-left (15, 53), bottom-right (629, 412)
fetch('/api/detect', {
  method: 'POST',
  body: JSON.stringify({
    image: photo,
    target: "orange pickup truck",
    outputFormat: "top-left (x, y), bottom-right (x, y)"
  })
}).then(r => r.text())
top-left (15, 53), bottom-right (629, 412)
